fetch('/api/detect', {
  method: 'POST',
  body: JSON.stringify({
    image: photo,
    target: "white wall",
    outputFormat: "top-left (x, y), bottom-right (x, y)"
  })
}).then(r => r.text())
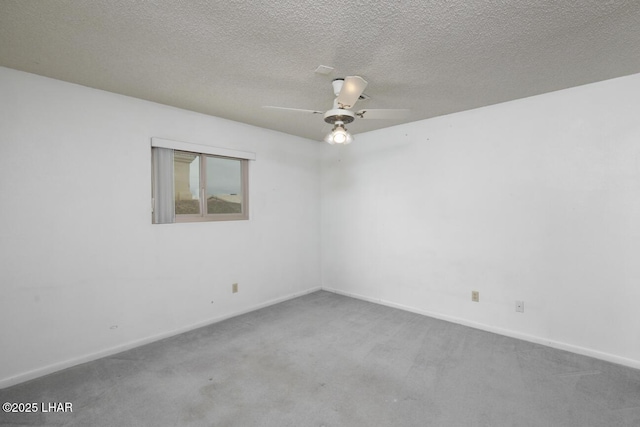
top-left (0, 67), bottom-right (321, 387)
top-left (2, 65), bottom-right (639, 388)
top-left (321, 73), bottom-right (640, 368)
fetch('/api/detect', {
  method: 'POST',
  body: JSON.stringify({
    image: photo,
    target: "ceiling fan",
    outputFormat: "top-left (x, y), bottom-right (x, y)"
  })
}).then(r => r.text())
top-left (264, 76), bottom-right (409, 144)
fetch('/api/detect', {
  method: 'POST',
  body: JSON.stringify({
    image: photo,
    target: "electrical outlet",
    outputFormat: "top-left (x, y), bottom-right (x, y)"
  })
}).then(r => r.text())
top-left (516, 301), bottom-right (524, 313)
top-left (471, 291), bottom-right (479, 302)
top-left (232, 283), bottom-right (238, 293)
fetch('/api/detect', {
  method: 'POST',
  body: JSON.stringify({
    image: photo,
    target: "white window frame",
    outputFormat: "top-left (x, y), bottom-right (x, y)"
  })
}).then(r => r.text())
top-left (151, 138), bottom-right (255, 223)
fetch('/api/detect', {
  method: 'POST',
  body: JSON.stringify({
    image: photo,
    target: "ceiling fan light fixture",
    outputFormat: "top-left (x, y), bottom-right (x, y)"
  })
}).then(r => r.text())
top-left (263, 75), bottom-right (408, 143)
top-left (325, 121), bottom-right (353, 145)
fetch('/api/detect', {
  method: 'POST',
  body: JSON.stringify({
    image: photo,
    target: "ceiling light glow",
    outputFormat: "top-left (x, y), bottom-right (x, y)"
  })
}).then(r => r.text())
top-left (324, 122), bottom-right (353, 145)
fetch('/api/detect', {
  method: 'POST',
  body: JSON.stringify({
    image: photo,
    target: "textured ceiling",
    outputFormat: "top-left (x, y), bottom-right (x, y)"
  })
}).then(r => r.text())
top-left (1, 0), bottom-right (639, 142)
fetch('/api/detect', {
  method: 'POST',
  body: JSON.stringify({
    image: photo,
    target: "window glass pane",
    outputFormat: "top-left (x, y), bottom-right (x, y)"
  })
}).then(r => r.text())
top-left (206, 156), bottom-right (242, 214)
top-left (174, 151), bottom-right (200, 215)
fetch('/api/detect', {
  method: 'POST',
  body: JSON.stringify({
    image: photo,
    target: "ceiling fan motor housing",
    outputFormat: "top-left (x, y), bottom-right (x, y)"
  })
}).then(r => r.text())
top-left (324, 108), bottom-right (355, 124)
top-left (332, 78), bottom-right (344, 96)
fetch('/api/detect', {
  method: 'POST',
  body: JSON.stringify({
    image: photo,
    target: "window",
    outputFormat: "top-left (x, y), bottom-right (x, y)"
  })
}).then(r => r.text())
top-left (151, 138), bottom-right (254, 223)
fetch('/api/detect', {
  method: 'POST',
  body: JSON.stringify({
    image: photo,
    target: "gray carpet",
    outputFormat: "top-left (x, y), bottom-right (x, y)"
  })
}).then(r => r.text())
top-left (1, 291), bottom-right (640, 426)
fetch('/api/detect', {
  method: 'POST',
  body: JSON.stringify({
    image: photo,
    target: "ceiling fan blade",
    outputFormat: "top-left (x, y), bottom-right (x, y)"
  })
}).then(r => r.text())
top-left (263, 106), bottom-right (324, 114)
top-left (336, 76), bottom-right (368, 109)
top-left (356, 109), bottom-right (410, 119)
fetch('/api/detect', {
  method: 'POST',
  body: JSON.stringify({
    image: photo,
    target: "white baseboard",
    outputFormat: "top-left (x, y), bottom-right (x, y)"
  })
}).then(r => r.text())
top-left (322, 287), bottom-right (640, 371)
top-left (0, 286), bottom-right (321, 389)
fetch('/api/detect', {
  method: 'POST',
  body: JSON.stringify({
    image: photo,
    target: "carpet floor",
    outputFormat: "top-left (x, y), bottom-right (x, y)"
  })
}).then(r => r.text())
top-left (1, 290), bottom-right (640, 426)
